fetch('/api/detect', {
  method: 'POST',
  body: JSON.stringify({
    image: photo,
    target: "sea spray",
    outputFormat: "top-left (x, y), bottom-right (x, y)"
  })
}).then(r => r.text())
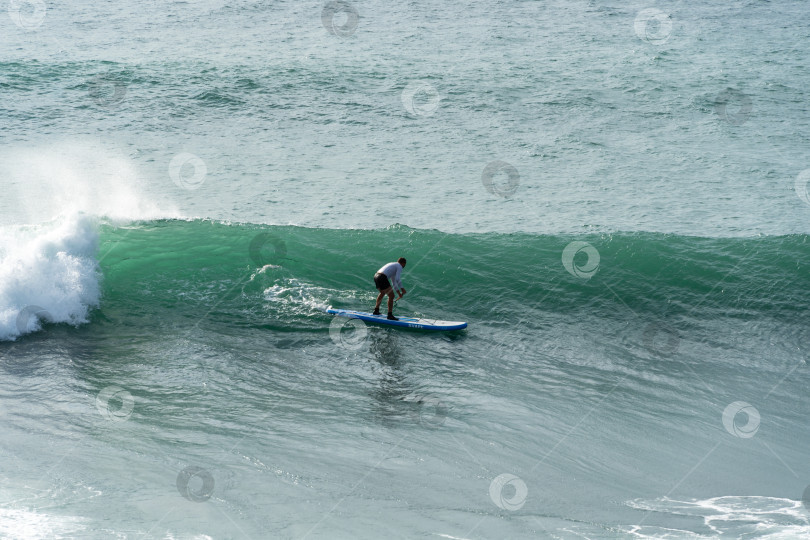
top-left (0, 141), bottom-right (176, 225)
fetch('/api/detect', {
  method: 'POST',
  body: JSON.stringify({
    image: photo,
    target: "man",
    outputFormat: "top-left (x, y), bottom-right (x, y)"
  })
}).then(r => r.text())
top-left (373, 258), bottom-right (407, 320)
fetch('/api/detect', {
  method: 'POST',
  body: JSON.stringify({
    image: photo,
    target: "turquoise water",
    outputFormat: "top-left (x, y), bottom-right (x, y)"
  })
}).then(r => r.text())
top-left (2, 1), bottom-right (810, 538)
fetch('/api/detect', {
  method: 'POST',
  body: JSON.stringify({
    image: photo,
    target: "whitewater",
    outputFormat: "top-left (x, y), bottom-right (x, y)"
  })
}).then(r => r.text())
top-left (2, 0), bottom-right (810, 538)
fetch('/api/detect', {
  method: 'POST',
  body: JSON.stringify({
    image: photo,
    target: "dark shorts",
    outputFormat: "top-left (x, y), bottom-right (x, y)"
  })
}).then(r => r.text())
top-left (374, 272), bottom-right (391, 291)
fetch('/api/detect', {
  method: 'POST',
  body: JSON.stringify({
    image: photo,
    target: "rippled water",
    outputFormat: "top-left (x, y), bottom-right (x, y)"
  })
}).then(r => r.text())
top-left (1, 1), bottom-right (810, 538)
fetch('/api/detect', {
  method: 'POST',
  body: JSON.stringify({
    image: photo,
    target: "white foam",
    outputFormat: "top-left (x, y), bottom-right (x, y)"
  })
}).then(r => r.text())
top-left (0, 140), bottom-right (182, 340)
top-left (0, 214), bottom-right (101, 341)
top-left (626, 495), bottom-right (810, 538)
top-left (0, 507), bottom-right (87, 539)
top-left (262, 277), bottom-right (334, 313)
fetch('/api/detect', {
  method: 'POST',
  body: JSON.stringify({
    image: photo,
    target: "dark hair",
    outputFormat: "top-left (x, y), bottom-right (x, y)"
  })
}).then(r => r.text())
top-left (398, 257), bottom-right (406, 266)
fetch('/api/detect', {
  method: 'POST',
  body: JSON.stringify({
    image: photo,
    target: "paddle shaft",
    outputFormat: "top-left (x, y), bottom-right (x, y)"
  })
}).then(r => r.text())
top-left (395, 285), bottom-right (409, 302)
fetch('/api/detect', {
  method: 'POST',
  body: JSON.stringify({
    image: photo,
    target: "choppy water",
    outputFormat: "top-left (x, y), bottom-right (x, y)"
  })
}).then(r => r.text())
top-left (2, 1), bottom-right (810, 538)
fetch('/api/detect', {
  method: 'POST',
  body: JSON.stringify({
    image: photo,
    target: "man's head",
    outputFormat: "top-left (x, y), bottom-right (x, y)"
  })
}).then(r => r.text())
top-left (398, 257), bottom-right (406, 267)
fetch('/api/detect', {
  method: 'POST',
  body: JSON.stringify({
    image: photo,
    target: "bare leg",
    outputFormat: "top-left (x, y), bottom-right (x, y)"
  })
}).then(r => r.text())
top-left (374, 286), bottom-right (392, 313)
top-left (387, 291), bottom-right (395, 313)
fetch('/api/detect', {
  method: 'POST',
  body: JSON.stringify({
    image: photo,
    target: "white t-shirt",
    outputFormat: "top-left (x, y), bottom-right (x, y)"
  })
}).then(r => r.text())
top-left (377, 262), bottom-right (404, 291)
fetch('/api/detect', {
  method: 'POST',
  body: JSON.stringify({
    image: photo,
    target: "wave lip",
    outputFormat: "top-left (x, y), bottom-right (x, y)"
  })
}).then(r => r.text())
top-left (0, 214), bottom-right (101, 341)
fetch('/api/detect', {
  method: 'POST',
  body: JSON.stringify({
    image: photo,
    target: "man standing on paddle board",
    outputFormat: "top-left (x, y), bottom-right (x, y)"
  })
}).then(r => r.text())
top-left (373, 258), bottom-right (407, 320)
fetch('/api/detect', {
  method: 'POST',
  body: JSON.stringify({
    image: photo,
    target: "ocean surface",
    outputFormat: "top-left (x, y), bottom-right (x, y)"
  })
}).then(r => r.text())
top-left (2, 0), bottom-right (810, 538)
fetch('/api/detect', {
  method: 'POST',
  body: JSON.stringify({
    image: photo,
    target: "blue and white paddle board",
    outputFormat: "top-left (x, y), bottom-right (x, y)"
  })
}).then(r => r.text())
top-left (326, 309), bottom-right (467, 331)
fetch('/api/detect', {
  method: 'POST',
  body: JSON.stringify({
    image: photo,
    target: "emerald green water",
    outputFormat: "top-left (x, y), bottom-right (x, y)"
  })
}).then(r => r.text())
top-left (3, 0), bottom-right (810, 536)
top-left (3, 218), bottom-right (809, 537)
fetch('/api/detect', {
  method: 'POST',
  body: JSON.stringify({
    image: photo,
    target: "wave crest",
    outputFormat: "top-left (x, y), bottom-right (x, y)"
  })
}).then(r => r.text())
top-left (0, 214), bottom-right (101, 341)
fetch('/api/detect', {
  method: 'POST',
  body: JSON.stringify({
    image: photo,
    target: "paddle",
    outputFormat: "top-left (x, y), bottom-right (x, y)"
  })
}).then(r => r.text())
top-left (395, 287), bottom-right (407, 303)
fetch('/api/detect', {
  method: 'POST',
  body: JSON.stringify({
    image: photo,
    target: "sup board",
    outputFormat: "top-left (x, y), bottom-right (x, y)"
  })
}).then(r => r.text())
top-left (326, 308), bottom-right (467, 331)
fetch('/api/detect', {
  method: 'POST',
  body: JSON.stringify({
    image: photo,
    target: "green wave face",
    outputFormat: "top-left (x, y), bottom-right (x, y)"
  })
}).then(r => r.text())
top-left (97, 220), bottom-right (810, 333)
